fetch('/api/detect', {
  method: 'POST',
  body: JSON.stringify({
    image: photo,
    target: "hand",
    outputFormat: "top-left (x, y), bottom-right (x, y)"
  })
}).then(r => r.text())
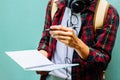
top-left (50, 25), bottom-right (89, 60)
top-left (50, 25), bottom-right (79, 49)
top-left (39, 50), bottom-right (48, 58)
top-left (36, 50), bottom-right (49, 76)
top-left (36, 71), bottom-right (49, 76)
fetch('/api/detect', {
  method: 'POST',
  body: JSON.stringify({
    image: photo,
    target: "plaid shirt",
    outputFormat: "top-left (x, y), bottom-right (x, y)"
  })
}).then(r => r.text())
top-left (38, 0), bottom-right (119, 80)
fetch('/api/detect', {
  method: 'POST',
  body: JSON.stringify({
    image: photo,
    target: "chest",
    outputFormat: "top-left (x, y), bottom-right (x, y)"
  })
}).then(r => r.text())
top-left (79, 12), bottom-right (95, 46)
top-left (52, 8), bottom-right (95, 46)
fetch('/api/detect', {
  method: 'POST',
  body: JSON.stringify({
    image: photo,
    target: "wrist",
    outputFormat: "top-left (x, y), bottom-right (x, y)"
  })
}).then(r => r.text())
top-left (74, 39), bottom-right (89, 60)
top-left (39, 50), bottom-right (48, 58)
top-left (74, 38), bottom-right (83, 50)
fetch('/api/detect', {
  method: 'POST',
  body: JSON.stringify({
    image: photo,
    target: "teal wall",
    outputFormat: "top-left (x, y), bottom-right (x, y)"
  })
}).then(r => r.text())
top-left (0, 0), bottom-right (47, 80)
top-left (0, 0), bottom-right (119, 80)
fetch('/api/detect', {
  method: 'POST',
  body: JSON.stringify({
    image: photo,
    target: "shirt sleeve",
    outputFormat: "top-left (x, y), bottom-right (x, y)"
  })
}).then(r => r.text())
top-left (37, 1), bottom-right (51, 52)
top-left (86, 5), bottom-right (119, 71)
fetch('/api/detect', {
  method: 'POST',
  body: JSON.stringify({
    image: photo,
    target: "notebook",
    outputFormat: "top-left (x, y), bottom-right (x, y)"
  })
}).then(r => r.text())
top-left (6, 50), bottom-right (79, 71)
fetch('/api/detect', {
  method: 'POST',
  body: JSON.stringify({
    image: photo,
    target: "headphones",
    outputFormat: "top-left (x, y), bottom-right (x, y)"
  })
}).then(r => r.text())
top-left (66, 0), bottom-right (93, 13)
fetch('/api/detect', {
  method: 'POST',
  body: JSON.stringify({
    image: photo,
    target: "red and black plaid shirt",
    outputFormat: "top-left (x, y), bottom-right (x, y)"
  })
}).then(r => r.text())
top-left (38, 0), bottom-right (119, 80)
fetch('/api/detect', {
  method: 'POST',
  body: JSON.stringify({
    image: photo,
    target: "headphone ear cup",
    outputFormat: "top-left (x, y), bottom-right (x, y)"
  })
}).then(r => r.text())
top-left (66, 0), bottom-right (92, 13)
top-left (71, 0), bottom-right (86, 13)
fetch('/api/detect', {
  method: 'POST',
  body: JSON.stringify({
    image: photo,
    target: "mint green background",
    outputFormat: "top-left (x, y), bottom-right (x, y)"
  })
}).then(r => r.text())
top-left (0, 0), bottom-right (119, 80)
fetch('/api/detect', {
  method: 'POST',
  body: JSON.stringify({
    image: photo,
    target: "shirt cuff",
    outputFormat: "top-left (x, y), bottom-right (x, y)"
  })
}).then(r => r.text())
top-left (86, 47), bottom-right (96, 62)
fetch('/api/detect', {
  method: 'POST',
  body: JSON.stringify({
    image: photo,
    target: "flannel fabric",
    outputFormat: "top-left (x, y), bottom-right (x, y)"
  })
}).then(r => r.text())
top-left (38, 0), bottom-right (119, 80)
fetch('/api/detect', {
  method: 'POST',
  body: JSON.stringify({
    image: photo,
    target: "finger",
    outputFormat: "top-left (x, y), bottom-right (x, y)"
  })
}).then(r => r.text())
top-left (36, 71), bottom-right (49, 75)
top-left (50, 25), bottom-right (73, 32)
top-left (36, 71), bottom-right (41, 74)
top-left (59, 39), bottom-right (70, 46)
top-left (50, 30), bottom-right (74, 37)
top-left (53, 35), bottom-right (72, 41)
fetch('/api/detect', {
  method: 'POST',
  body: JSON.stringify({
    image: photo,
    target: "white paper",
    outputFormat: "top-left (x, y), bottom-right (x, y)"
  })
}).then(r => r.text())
top-left (28, 64), bottom-right (79, 71)
top-left (6, 50), bottom-right (79, 71)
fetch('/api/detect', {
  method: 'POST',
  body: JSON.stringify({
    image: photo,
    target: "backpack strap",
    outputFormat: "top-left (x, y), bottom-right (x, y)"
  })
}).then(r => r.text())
top-left (94, 1), bottom-right (110, 79)
top-left (51, 0), bottom-right (58, 20)
top-left (94, 0), bottom-right (110, 31)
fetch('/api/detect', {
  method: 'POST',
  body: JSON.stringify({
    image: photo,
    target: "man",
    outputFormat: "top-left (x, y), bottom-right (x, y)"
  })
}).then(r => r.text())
top-left (37, 0), bottom-right (119, 80)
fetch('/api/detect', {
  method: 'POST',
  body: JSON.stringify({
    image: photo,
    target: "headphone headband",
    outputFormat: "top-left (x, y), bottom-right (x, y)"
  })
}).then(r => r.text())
top-left (66, 0), bottom-right (93, 13)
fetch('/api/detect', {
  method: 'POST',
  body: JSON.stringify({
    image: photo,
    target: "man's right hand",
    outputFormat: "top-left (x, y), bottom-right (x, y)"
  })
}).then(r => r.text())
top-left (39, 50), bottom-right (48, 57)
top-left (36, 50), bottom-right (49, 75)
top-left (36, 71), bottom-right (49, 76)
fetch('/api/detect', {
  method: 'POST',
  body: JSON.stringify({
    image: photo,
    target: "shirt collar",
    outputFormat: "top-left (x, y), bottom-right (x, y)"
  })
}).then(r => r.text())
top-left (84, 0), bottom-right (98, 13)
top-left (55, 0), bottom-right (66, 9)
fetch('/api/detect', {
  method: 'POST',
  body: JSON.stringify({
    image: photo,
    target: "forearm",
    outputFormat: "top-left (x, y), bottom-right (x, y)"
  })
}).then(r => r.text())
top-left (74, 38), bottom-right (90, 60)
top-left (74, 39), bottom-right (110, 70)
top-left (74, 38), bottom-right (111, 71)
